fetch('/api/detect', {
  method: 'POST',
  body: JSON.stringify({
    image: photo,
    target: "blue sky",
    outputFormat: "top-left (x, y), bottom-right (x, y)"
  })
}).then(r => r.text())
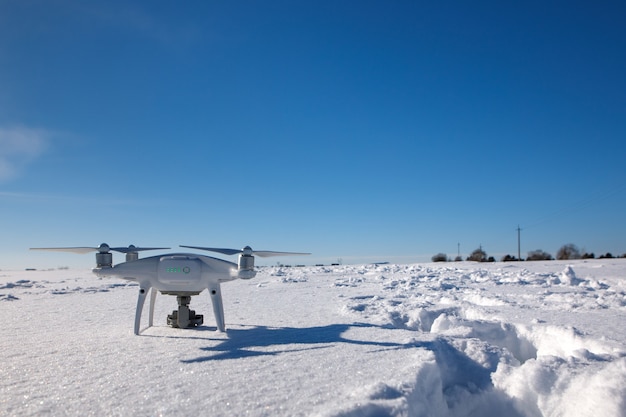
top-left (1, 1), bottom-right (625, 269)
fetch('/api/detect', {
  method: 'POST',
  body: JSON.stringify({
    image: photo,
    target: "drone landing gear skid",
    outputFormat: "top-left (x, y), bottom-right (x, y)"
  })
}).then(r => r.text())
top-left (134, 285), bottom-right (226, 335)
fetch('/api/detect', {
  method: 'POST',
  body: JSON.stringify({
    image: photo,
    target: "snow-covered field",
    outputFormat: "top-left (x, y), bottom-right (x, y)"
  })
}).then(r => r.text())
top-left (1, 259), bottom-right (625, 416)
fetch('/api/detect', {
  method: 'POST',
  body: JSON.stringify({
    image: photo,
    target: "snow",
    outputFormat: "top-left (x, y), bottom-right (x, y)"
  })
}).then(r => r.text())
top-left (1, 259), bottom-right (625, 416)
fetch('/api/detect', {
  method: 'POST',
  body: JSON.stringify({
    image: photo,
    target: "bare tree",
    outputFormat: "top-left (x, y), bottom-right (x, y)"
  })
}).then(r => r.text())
top-left (527, 249), bottom-right (553, 261)
top-left (431, 253), bottom-right (448, 262)
top-left (467, 247), bottom-right (487, 262)
top-left (557, 244), bottom-right (581, 260)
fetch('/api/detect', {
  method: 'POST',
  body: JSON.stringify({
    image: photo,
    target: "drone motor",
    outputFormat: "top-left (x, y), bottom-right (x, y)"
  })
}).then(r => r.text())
top-left (238, 252), bottom-right (254, 271)
top-left (96, 252), bottom-right (113, 268)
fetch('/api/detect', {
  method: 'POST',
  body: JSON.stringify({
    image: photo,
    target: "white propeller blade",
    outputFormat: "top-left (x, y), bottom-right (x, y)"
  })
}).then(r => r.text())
top-left (30, 244), bottom-right (169, 254)
top-left (180, 245), bottom-right (310, 257)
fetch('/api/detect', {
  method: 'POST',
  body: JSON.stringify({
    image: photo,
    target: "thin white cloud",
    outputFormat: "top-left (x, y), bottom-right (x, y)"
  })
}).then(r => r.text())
top-left (74, 2), bottom-right (199, 46)
top-left (0, 126), bottom-right (48, 182)
top-left (0, 190), bottom-right (163, 208)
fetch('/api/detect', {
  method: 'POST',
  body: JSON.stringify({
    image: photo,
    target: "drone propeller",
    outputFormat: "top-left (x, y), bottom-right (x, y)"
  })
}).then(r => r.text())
top-left (110, 244), bottom-right (171, 254)
top-left (30, 246), bottom-right (104, 254)
top-left (30, 243), bottom-right (170, 254)
top-left (179, 245), bottom-right (310, 257)
top-left (30, 244), bottom-right (170, 266)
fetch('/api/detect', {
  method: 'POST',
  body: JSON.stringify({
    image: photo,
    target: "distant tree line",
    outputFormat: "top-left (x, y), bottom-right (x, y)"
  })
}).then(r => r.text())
top-left (432, 243), bottom-right (626, 263)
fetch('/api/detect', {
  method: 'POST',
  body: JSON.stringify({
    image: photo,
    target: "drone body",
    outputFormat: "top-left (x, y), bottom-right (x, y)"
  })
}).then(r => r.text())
top-left (31, 244), bottom-right (309, 335)
top-left (96, 252), bottom-right (240, 334)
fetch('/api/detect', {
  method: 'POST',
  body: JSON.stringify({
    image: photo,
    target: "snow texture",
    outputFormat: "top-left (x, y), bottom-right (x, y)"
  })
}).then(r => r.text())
top-left (1, 260), bottom-right (625, 416)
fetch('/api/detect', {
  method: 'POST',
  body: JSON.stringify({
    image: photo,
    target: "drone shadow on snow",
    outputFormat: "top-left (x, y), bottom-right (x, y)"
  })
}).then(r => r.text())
top-left (176, 322), bottom-right (403, 363)
top-left (161, 323), bottom-right (526, 414)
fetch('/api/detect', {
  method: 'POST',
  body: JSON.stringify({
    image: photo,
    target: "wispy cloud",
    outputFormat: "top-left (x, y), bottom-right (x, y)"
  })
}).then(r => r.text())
top-left (0, 126), bottom-right (50, 182)
top-left (0, 190), bottom-right (165, 208)
top-left (74, 3), bottom-right (200, 46)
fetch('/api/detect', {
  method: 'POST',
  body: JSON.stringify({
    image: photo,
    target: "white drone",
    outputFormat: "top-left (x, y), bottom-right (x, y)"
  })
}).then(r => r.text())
top-left (31, 244), bottom-right (309, 335)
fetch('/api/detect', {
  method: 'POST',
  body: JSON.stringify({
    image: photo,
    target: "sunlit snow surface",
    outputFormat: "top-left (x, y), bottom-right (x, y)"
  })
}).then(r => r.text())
top-left (1, 260), bottom-right (625, 416)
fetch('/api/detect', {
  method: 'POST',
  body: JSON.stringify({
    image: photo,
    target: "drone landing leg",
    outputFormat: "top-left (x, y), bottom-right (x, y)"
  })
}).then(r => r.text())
top-left (148, 287), bottom-right (157, 327)
top-left (134, 285), bottom-right (151, 335)
top-left (209, 283), bottom-right (226, 332)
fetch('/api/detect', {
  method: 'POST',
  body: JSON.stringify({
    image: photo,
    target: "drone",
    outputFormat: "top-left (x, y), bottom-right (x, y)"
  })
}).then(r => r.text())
top-left (30, 244), bottom-right (309, 335)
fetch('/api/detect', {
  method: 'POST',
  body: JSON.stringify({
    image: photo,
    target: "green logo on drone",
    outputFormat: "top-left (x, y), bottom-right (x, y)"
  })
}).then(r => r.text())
top-left (166, 267), bottom-right (191, 274)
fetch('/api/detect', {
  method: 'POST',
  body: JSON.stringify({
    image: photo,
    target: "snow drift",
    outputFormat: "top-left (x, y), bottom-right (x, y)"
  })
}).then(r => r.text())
top-left (1, 260), bottom-right (625, 416)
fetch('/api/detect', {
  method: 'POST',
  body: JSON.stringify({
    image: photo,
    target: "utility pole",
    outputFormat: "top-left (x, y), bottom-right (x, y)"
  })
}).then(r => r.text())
top-left (517, 225), bottom-right (522, 261)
